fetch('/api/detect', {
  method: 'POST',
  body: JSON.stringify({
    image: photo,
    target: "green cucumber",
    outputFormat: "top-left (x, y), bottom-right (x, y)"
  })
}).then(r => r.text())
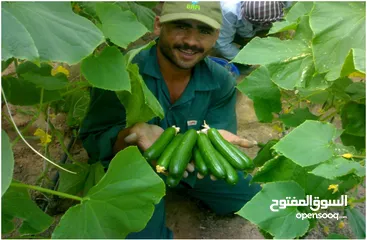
top-left (193, 146), bottom-right (208, 176)
top-left (214, 150), bottom-right (239, 185)
top-left (169, 129), bottom-right (198, 177)
top-left (253, 139), bottom-right (279, 167)
top-left (166, 175), bottom-right (181, 188)
top-left (197, 132), bottom-right (226, 179)
top-left (143, 126), bottom-right (179, 160)
top-left (156, 134), bottom-right (184, 173)
top-left (207, 128), bottom-right (247, 170)
top-left (227, 144), bottom-right (254, 169)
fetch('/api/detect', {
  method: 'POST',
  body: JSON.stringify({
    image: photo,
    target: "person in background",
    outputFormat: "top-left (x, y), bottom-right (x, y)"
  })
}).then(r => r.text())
top-left (214, 1), bottom-right (291, 61)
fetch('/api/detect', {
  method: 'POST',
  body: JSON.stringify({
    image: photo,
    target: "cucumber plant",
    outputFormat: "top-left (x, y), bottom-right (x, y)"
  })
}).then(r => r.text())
top-left (1, 1), bottom-right (166, 239)
top-left (233, 2), bottom-right (366, 239)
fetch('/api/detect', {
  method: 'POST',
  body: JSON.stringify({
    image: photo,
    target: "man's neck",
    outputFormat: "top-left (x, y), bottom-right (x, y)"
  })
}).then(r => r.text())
top-left (156, 46), bottom-right (192, 83)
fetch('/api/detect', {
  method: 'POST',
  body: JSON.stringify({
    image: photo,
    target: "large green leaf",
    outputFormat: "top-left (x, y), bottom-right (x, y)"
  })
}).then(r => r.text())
top-left (233, 37), bottom-right (311, 66)
top-left (116, 64), bottom-right (164, 127)
top-left (1, 130), bottom-right (14, 196)
top-left (2, 77), bottom-right (62, 106)
top-left (81, 46), bottom-right (131, 91)
top-left (236, 181), bottom-right (309, 239)
top-left (273, 121), bottom-right (338, 167)
top-left (345, 207), bottom-right (366, 239)
top-left (341, 102), bottom-right (365, 137)
top-left (310, 157), bottom-right (365, 179)
top-left (310, 2), bottom-right (366, 81)
top-left (118, 2), bottom-right (156, 32)
top-left (16, 61), bottom-right (52, 76)
top-left (52, 146), bottom-right (165, 239)
top-left (58, 163), bottom-right (90, 195)
top-left (253, 97), bottom-right (281, 123)
top-left (2, 2), bottom-right (103, 64)
top-left (96, 3), bottom-right (148, 49)
top-left (279, 107), bottom-right (318, 127)
top-left (2, 184), bottom-right (54, 234)
top-left (268, 21), bottom-right (297, 35)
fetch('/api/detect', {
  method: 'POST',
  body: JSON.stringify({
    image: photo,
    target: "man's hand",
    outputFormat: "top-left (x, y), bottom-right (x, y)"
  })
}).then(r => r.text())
top-left (124, 123), bottom-right (164, 151)
top-left (218, 129), bottom-right (257, 148)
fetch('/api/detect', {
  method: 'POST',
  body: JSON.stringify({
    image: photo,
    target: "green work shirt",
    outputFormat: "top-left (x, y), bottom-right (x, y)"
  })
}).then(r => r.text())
top-left (80, 45), bottom-right (237, 174)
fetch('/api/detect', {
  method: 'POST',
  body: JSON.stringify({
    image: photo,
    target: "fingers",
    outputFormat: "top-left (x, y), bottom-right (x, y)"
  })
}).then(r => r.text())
top-left (197, 172), bottom-right (204, 179)
top-left (186, 162), bottom-right (195, 173)
top-left (210, 175), bottom-right (217, 181)
top-left (124, 133), bottom-right (138, 144)
top-left (231, 138), bottom-right (257, 148)
top-left (217, 129), bottom-right (257, 148)
top-left (183, 171), bottom-right (189, 178)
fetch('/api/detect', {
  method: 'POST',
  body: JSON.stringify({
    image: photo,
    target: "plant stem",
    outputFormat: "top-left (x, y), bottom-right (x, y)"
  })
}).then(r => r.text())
top-left (11, 182), bottom-right (83, 202)
top-left (320, 111), bottom-right (337, 122)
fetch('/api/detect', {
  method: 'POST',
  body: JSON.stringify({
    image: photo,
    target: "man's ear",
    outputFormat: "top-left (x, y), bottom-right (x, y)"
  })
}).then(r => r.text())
top-left (153, 16), bottom-right (162, 36)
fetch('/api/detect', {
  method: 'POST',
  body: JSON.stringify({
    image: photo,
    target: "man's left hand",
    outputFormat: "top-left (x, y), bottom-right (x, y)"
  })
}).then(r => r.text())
top-left (218, 129), bottom-right (257, 148)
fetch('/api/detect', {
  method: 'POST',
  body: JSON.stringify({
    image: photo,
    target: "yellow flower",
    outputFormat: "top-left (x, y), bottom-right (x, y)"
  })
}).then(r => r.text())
top-left (338, 221), bottom-right (345, 229)
top-left (34, 128), bottom-right (52, 146)
top-left (323, 226), bottom-right (330, 235)
top-left (272, 124), bottom-right (283, 133)
top-left (51, 66), bottom-right (70, 77)
top-left (348, 71), bottom-right (365, 78)
top-left (306, 100), bottom-right (311, 104)
top-left (283, 107), bottom-right (291, 114)
top-left (49, 113), bottom-right (56, 119)
top-left (342, 153), bottom-right (353, 159)
top-left (328, 184), bottom-right (339, 194)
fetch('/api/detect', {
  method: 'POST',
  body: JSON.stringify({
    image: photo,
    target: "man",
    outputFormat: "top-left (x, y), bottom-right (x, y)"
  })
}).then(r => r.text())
top-left (80, 2), bottom-right (261, 239)
top-left (214, 1), bottom-right (290, 60)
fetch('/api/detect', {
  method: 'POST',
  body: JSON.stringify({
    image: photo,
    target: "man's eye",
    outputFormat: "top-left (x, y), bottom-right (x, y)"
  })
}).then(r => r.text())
top-left (177, 25), bottom-right (187, 30)
top-left (200, 29), bottom-right (211, 35)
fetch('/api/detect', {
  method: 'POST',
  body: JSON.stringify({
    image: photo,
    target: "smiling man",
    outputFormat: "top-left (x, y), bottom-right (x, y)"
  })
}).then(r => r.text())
top-left (80, 1), bottom-right (261, 239)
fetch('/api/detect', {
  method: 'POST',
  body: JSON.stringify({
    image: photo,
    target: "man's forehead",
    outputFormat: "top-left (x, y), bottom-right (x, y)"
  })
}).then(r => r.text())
top-left (170, 19), bottom-right (214, 30)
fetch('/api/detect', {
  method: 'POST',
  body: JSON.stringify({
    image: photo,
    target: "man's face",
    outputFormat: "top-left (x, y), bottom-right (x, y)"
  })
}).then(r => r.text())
top-left (156, 19), bottom-right (219, 69)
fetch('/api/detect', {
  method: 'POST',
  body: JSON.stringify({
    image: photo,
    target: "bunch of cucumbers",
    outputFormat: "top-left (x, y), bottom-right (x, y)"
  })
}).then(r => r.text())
top-left (143, 123), bottom-right (254, 188)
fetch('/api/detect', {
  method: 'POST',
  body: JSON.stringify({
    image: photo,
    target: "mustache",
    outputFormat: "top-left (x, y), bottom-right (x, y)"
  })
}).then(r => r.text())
top-left (174, 43), bottom-right (204, 53)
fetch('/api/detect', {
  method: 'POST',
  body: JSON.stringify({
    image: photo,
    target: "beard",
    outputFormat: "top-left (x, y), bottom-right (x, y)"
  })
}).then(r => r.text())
top-left (157, 33), bottom-right (210, 69)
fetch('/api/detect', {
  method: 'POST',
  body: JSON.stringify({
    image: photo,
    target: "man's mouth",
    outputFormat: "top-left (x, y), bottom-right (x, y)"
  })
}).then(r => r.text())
top-left (178, 48), bottom-right (198, 55)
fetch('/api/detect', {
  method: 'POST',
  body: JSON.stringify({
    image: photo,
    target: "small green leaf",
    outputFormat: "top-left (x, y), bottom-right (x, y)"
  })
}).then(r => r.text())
top-left (21, 72), bottom-right (68, 90)
top-left (81, 46), bottom-right (131, 91)
top-left (268, 21), bottom-right (297, 35)
top-left (341, 49), bottom-right (366, 76)
top-left (341, 102), bottom-right (365, 137)
top-left (236, 181), bottom-right (309, 239)
top-left (96, 3), bottom-right (148, 49)
top-left (285, 2), bottom-right (314, 23)
top-left (340, 133), bottom-right (365, 151)
top-left (16, 61), bottom-right (52, 76)
top-left (52, 146), bottom-right (165, 239)
top-left (345, 82), bottom-right (366, 101)
top-left (116, 63), bottom-right (164, 127)
top-left (58, 163), bottom-right (90, 195)
top-left (65, 90), bottom-right (91, 127)
top-left (273, 120), bottom-right (338, 167)
top-left (118, 2), bottom-right (156, 32)
top-left (2, 2), bottom-right (104, 64)
top-left (327, 233), bottom-right (348, 239)
top-left (253, 97), bottom-right (281, 123)
top-left (2, 77), bottom-right (62, 106)
top-left (125, 40), bottom-right (156, 65)
top-left (1, 130), bottom-right (14, 196)
top-left (2, 184), bottom-right (54, 234)
top-left (310, 157), bottom-right (365, 179)
top-left (311, 2), bottom-right (366, 80)
top-left (83, 162), bottom-right (105, 196)
top-left (345, 207), bottom-right (366, 239)
top-left (279, 107), bottom-right (318, 127)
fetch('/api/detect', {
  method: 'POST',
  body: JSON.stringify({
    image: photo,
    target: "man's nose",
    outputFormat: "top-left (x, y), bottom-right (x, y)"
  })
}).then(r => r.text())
top-left (182, 29), bottom-right (200, 45)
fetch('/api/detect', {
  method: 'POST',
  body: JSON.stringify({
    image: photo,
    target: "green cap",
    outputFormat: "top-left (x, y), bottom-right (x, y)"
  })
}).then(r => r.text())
top-left (160, 1), bottom-right (222, 29)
